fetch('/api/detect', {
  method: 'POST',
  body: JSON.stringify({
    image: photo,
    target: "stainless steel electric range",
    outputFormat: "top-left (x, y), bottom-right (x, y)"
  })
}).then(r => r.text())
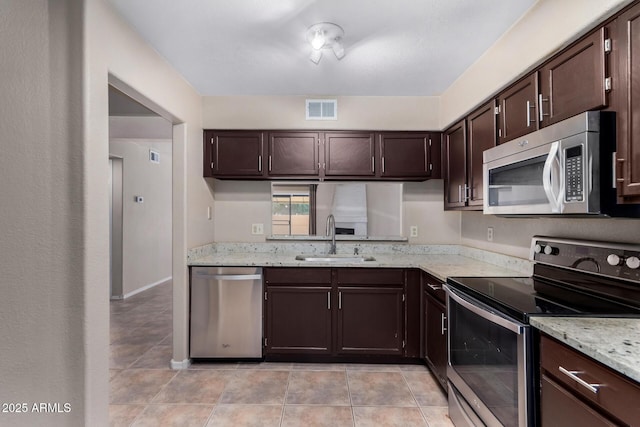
top-left (444, 236), bottom-right (640, 427)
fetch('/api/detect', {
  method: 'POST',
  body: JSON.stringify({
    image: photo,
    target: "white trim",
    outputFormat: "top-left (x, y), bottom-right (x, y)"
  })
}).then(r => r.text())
top-left (170, 358), bottom-right (191, 370)
top-left (122, 276), bottom-right (172, 299)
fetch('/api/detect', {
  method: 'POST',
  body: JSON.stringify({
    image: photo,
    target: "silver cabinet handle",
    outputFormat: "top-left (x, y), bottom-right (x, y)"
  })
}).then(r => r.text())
top-left (339, 291), bottom-right (342, 309)
top-left (441, 313), bottom-right (447, 335)
top-left (427, 283), bottom-right (442, 291)
top-left (268, 155), bottom-right (272, 172)
top-left (526, 100), bottom-right (533, 127)
top-left (458, 185), bottom-right (462, 203)
top-left (327, 291), bottom-right (331, 310)
top-left (381, 157), bottom-right (385, 174)
top-left (258, 155), bottom-right (262, 172)
top-left (538, 93), bottom-right (550, 122)
top-left (371, 156), bottom-right (375, 173)
top-left (558, 366), bottom-right (601, 394)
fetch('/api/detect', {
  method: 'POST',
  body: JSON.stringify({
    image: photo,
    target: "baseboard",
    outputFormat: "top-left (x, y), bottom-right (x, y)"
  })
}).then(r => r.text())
top-left (122, 276), bottom-right (172, 299)
top-left (170, 358), bottom-right (191, 370)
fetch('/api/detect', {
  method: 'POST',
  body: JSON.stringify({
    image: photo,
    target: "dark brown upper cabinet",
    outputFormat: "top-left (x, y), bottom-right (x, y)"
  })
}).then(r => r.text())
top-left (267, 131), bottom-right (320, 177)
top-left (379, 132), bottom-right (441, 179)
top-left (323, 132), bottom-right (376, 177)
top-left (203, 130), bottom-right (264, 178)
top-left (497, 74), bottom-right (538, 144)
top-left (466, 101), bottom-right (497, 207)
top-left (443, 120), bottom-right (467, 209)
top-left (204, 129), bottom-right (441, 181)
top-left (443, 101), bottom-right (496, 210)
top-left (612, 2), bottom-right (640, 200)
top-left (538, 27), bottom-right (610, 127)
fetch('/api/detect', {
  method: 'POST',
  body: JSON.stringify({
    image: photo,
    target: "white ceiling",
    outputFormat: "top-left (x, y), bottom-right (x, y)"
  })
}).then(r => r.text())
top-left (108, 0), bottom-right (537, 96)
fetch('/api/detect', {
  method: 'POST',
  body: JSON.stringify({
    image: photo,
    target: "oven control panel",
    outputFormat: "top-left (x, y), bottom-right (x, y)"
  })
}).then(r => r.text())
top-left (531, 236), bottom-right (640, 282)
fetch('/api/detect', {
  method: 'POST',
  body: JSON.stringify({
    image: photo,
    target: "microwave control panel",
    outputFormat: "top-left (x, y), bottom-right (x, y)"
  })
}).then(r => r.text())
top-left (564, 145), bottom-right (583, 202)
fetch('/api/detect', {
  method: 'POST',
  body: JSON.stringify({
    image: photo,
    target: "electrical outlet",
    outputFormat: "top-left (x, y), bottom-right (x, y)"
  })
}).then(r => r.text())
top-left (487, 227), bottom-right (494, 242)
top-left (252, 223), bottom-right (264, 235)
top-left (410, 226), bottom-right (418, 238)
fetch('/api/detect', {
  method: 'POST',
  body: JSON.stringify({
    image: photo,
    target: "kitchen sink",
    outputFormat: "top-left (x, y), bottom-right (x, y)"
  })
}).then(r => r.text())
top-left (295, 255), bottom-right (376, 263)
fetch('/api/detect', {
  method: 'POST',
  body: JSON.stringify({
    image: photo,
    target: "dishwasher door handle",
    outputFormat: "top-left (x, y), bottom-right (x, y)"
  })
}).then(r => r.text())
top-left (193, 273), bottom-right (263, 281)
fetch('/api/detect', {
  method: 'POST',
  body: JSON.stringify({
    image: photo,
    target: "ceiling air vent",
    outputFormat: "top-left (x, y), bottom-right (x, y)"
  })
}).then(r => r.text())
top-left (306, 99), bottom-right (337, 120)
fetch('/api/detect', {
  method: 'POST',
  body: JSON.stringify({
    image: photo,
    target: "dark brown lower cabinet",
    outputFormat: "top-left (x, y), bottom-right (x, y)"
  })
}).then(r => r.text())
top-left (336, 286), bottom-right (404, 355)
top-left (540, 334), bottom-right (640, 426)
top-left (424, 290), bottom-right (447, 389)
top-left (265, 286), bottom-right (332, 354)
top-left (541, 374), bottom-right (615, 427)
top-left (264, 267), bottom-right (418, 360)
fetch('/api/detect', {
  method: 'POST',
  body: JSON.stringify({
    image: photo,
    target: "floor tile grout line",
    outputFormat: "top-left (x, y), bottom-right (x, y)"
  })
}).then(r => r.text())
top-left (400, 370), bottom-right (429, 426)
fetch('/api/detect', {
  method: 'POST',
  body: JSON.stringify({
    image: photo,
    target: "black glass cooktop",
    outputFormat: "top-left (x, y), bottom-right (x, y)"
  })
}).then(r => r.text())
top-left (446, 275), bottom-right (640, 324)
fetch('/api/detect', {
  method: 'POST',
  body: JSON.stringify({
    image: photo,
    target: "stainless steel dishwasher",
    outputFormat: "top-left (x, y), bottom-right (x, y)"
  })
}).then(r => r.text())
top-left (190, 266), bottom-right (263, 358)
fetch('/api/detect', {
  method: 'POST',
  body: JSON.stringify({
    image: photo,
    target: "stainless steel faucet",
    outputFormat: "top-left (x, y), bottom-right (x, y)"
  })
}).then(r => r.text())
top-left (326, 214), bottom-right (336, 255)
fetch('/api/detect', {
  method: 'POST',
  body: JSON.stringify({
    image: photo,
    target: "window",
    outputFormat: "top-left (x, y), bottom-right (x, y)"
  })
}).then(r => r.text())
top-left (271, 185), bottom-right (315, 235)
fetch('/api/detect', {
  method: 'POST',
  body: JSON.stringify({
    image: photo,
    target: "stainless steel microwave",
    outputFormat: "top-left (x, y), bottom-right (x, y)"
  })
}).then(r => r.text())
top-left (483, 111), bottom-right (639, 217)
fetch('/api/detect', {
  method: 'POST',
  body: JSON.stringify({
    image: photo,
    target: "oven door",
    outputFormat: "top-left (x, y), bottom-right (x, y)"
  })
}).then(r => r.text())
top-left (444, 285), bottom-right (532, 427)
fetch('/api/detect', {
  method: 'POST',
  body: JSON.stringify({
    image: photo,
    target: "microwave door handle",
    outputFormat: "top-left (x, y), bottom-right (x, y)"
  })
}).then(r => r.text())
top-left (543, 141), bottom-right (561, 213)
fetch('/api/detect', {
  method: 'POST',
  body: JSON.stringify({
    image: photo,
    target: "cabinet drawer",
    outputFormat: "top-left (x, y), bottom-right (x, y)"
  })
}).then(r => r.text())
top-left (336, 268), bottom-right (404, 285)
top-left (264, 267), bottom-right (332, 284)
top-left (422, 272), bottom-right (445, 303)
top-left (540, 335), bottom-right (640, 426)
top-left (541, 374), bottom-right (616, 427)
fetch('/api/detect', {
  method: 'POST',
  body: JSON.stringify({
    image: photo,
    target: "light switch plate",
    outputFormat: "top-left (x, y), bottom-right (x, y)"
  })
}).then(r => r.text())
top-left (410, 226), bottom-right (418, 238)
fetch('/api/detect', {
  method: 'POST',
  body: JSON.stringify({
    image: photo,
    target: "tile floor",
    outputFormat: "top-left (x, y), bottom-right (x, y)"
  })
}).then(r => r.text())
top-left (109, 280), bottom-right (454, 426)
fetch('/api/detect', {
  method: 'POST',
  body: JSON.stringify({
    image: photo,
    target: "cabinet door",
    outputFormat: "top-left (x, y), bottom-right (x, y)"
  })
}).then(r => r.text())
top-left (324, 132), bottom-right (376, 177)
top-left (539, 27), bottom-right (609, 127)
top-left (205, 131), bottom-right (264, 177)
top-left (424, 292), bottom-right (447, 389)
top-left (379, 132), bottom-right (435, 179)
top-left (267, 132), bottom-right (320, 176)
top-left (467, 101), bottom-right (496, 207)
top-left (614, 4), bottom-right (640, 199)
top-left (541, 375), bottom-right (616, 427)
top-left (265, 286), bottom-right (332, 354)
top-left (443, 120), bottom-right (467, 209)
top-left (336, 286), bottom-right (404, 355)
top-left (497, 74), bottom-right (538, 144)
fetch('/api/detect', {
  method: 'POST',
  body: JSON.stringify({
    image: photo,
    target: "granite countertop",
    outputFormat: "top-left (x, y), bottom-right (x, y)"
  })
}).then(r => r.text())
top-left (187, 242), bottom-right (532, 282)
top-left (530, 317), bottom-right (640, 384)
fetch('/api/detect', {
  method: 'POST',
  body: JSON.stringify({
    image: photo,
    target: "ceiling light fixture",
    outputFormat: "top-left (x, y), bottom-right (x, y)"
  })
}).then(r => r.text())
top-left (306, 22), bottom-right (345, 64)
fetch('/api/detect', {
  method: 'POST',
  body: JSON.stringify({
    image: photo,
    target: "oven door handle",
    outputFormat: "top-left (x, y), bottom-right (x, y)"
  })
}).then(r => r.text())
top-left (444, 285), bottom-right (525, 334)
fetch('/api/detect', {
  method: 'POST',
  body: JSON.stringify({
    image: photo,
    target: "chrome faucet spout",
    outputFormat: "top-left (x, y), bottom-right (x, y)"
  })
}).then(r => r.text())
top-left (326, 214), bottom-right (336, 255)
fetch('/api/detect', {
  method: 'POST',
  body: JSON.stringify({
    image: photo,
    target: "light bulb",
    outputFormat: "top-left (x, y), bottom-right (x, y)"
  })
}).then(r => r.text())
top-left (311, 30), bottom-right (325, 50)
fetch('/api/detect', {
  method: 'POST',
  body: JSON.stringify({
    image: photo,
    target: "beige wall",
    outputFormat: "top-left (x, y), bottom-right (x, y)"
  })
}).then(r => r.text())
top-left (440, 0), bottom-right (633, 128)
top-left (403, 181), bottom-right (461, 244)
top-left (109, 139), bottom-right (172, 297)
top-left (0, 1), bottom-right (90, 425)
top-left (461, 211), bottom-right (640, 259)
top-left (87, 0), bottom-right (206, 405)
top-left (203, 96), bottom-right (440, 130)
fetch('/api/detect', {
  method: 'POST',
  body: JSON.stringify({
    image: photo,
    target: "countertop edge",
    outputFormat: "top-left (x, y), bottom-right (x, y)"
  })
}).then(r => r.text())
top-left (530, 317), bottom-right (640, 384)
